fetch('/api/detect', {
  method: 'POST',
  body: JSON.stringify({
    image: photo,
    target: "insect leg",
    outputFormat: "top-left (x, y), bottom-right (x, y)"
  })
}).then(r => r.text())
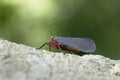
top-left (67, 50), bottom-right (72, 54)
top-left (36, 42), bottom-right (47, 49)
top-left (49, 46), bottom-right (51, 51)
top-left (57, 44), bottom-right (65, 54)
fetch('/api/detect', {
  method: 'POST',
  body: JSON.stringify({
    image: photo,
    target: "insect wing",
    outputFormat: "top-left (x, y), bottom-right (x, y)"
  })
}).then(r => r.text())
top-left (55, 37), bottom-right (96, 53)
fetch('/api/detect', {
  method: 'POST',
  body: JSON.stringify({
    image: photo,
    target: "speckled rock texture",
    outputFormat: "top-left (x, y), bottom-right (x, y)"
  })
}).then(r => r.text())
top-left (0, 39), bottom-right (120, 80)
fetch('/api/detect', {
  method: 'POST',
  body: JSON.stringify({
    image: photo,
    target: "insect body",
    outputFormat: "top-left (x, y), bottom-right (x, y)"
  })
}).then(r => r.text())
top-left (37, 36), bottom-right (96, 56)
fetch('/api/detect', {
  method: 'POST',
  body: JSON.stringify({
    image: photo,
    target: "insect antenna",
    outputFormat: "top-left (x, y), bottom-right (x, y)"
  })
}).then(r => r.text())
top-left (51, 32), bottom-right (53, 36)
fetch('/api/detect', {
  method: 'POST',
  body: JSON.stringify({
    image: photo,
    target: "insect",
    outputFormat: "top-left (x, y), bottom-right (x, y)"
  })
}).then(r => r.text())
top-left (37, 36), bottom-right (96, 56)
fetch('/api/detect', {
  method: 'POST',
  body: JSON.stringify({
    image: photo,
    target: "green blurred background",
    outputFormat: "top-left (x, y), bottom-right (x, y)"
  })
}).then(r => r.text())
top-left (0, 0), bottom-right (120, 59)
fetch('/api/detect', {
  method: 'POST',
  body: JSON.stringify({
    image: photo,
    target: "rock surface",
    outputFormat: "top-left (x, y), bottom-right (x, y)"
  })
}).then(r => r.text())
top-left (0, 39), bottom-right (120, 80)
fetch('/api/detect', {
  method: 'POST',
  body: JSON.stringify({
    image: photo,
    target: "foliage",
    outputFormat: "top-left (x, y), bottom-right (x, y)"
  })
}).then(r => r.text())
top-left (0, 0), bottom-right (120, 59)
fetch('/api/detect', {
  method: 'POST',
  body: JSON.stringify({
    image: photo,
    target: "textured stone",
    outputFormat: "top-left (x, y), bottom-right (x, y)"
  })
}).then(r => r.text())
top-left (0, 39), bottom-right (120, 80)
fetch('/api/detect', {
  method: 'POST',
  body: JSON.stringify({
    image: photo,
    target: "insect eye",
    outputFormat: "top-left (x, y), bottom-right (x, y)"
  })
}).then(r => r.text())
top-left (51, 36), bottom-right (55, 42)
top-left (51, 36), bottom-right (54, 39)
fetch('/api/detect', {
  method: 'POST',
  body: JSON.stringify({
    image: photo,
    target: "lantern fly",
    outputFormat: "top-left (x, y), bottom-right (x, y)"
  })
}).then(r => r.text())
top-left (37, 36), bottom-right (96, 56)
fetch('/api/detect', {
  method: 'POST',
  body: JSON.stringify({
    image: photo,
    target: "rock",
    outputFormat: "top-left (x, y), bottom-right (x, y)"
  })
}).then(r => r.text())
top-left (0, 39), bottom-right (120, 80)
